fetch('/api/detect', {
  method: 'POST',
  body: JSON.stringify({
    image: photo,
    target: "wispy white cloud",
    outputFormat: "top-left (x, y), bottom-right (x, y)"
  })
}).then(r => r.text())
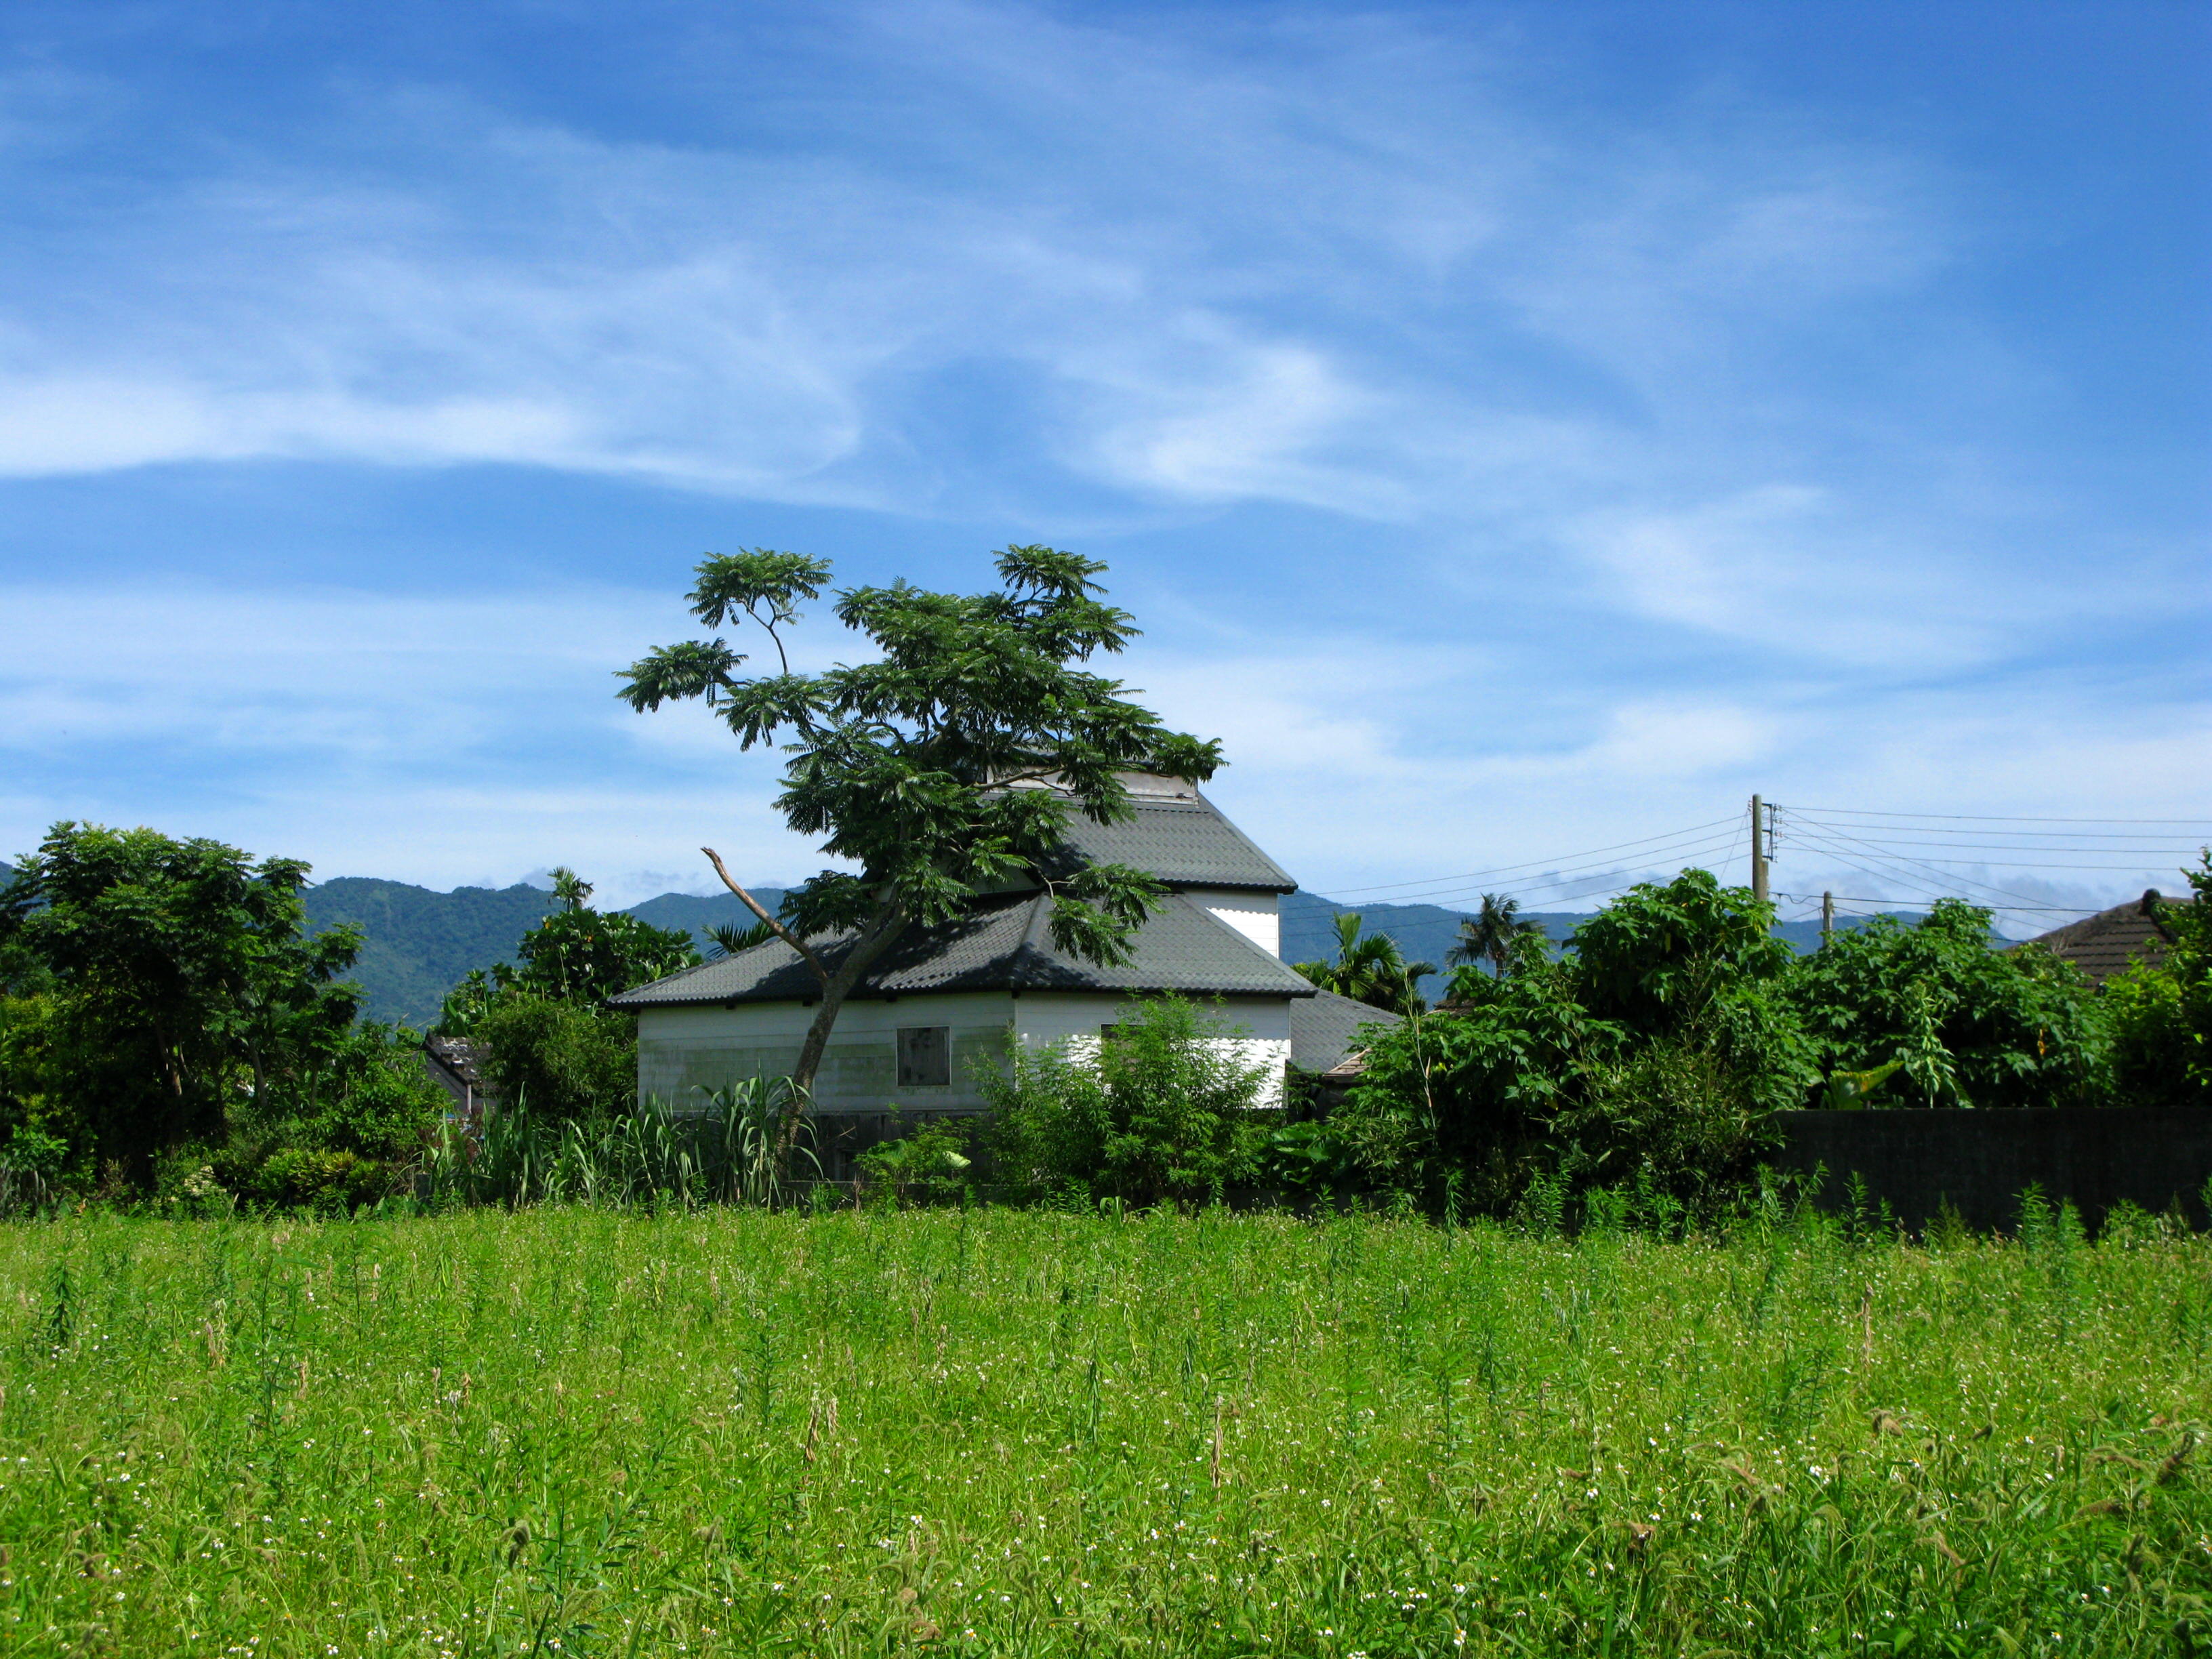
top-left (0, 1), bottom-right (2200, 912)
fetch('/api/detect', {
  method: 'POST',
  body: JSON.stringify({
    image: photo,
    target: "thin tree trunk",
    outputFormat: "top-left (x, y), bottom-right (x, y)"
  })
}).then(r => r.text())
top-left (781, 907), bottom-right (909, 1155)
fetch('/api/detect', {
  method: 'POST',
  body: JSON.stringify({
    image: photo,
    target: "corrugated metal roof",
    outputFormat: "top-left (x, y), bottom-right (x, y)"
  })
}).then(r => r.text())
top-left (2019, 890), bottom-right (2192, 985)
top-left (1288, 986), bottom-right (1399, 1071)
top-left (611, 890), bottom-right (1315, 1008)
top-left (1049, 791), bottom-right (1296, 893)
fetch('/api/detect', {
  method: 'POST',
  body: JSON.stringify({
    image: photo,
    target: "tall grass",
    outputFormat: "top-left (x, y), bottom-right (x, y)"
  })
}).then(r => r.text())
top-left (0, 1206), bottom-right (2205, 1656)
top-left (415, 1080), bottom-right (811, 1211)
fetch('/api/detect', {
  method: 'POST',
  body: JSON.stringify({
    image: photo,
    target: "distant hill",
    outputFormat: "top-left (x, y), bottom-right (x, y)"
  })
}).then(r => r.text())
top-left (304, 878), bottom-right (561, 1027)
top-left (301, 878), bottom-right (790, 1026)
top-left (1286, 892), bottom-right (1878, 1001)
top-left (298, 873), bottom-right (1926, 1027)
top-left (626, 888), bottom-right (787, 946)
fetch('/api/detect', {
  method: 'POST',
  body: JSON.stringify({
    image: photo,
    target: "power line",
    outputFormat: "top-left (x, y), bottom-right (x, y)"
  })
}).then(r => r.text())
top-left (1322, 815), bottom-right (1738, 898)
top-left (1781, 817), bottom-right (2083, 912)
top-left (1324, 832), bottom-right (1741, 907)
top-left (1774, 889), bottom-right (2104, 916)
top-left (1784, 806), bottom-right (2212, 827)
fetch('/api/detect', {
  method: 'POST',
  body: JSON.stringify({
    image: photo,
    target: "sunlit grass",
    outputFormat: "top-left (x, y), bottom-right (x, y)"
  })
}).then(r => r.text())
top-left (1, 1206), bottom-right (2206, 1656)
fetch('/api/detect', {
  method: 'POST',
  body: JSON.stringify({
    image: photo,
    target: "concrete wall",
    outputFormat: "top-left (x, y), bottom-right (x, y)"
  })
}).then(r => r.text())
top-left (1771, 1106), bottom-right (2212, 1232)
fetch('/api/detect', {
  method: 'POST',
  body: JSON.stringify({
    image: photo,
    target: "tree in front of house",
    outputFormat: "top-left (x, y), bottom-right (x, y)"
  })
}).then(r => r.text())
top-left (1294, 912), bottom-right (1436, 1015)
top-left (617, 545), bottom-right (1221, 1123)
top-left (0, 821), bottom-right (445, 1200)
top-left (434, 867), bottom-right (699, 1121)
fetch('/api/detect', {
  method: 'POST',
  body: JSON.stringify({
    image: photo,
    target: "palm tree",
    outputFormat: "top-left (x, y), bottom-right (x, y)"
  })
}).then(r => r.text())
top-left (1294, 912), bottom-right (1437, 1015)
top-left (705, 918), bottom-right (778, 959)
top-left (1446, 893), bottom-right (1544, 977)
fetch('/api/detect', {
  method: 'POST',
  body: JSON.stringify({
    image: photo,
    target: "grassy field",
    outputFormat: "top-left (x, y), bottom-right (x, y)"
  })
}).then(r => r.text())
top-left (1, 1207), bottom-right (2207, 1657)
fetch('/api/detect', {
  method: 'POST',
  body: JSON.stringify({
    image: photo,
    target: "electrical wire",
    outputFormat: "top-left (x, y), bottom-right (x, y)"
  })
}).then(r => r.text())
top-left (1783, 806), bottom-right (2212, 825)
top-left (1781, 817), bottom-right (2089, 912)
top-left (1322, 815), bottom-right (1739, 898)
top-left (1324, 830), bottom-right (1742, 907)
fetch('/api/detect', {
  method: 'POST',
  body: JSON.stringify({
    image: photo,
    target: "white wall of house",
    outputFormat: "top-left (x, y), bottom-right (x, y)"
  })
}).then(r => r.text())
top-left (636, 989), bottom-right (1292, 1113)
top-left (1179, 888), bottom-right (1281, 958)
top-left (1016, 991), bottom-right (1289, 1109)
top-left (636, 992), bottom-right (1018, 1113)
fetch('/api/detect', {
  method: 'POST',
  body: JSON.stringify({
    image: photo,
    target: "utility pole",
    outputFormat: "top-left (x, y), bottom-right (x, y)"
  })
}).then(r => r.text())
top-left (1821, 890), bottom-right (1835, 943)
top-left (1749, 794), bottom-right (1769, 903)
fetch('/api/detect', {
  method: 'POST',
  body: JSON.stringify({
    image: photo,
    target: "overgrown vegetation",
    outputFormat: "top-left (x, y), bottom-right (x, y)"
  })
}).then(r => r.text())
top-left (1, 1206), bottom-right (2205, 1656)
top-left (980, 994), bottom-right (1270, 1205)
top-left (1319, 866), bottom-right (2195, 1221)
top-left (432, 866), bottom-right (697, 1123)
top-left (0, 823), bottom-right (449, 1207)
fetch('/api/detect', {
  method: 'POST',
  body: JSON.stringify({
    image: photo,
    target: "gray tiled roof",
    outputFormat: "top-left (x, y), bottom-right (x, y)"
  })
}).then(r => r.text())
top-left (1288, 987), bottom-right (1399, 1071)
top-left (1050, 790), bottom-right (1296, 893)
top-left (2018, 890), bottom-right (2194, 985)
top-left (611, 890), bottom-right (1316, 1008)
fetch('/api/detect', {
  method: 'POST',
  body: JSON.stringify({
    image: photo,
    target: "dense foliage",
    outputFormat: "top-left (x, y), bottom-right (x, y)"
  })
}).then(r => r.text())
top-left (981, 994), bottom-right (1269, 1205)
top-left (2104, 854), bottom-right (2211, 1110)
top-left (433, 869), bottom-right (697, 1122)
top-left (0, 823), bottom-right (445, 1199)
top-left (1, 1207), bottom-right (2205, 1656)
top-left (1292, 910), bottom-right (1435, 1014)
top-left (1320, 869), bottom-right (2137, 1221)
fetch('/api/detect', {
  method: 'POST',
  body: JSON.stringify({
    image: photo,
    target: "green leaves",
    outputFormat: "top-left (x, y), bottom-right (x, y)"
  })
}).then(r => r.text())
top-left (0, 821), bottom-right (367, 1184)
top-left (1295, 911), bottom-right (1435, 1015)
top-left (1785, 897), bottom-right (2108, 1109)
top-left (620, 546), bottom-right (1218, 987)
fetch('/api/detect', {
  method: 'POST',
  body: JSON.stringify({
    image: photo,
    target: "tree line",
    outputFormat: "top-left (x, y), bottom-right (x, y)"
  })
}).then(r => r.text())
top-left (2, 544), bottom-right (2204, 1216)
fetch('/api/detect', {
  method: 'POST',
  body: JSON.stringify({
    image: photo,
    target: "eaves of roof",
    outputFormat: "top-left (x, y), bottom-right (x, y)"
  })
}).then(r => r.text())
top-left (610, 890), bottom-right (1316, 1009)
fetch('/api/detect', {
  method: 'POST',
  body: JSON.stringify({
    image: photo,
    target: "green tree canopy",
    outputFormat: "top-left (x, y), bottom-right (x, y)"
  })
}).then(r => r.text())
top-left (2104, 856), bottom-right (2211, 1109)
top-left (1784, 898), bottom-right (2108, 1109)
top-left (1446, 893), bottom-right (1545, 977)
top-left (1294, 911), bottom-right (1435, 1015)
top-left (0, 822), bottom-right (361, 1181)
top-left (617, 545), bottom-right (1221, 1103)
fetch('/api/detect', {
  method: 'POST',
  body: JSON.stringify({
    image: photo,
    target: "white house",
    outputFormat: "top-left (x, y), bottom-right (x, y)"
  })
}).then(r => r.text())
top-left (609, 775), bottom-right (1391, 1130)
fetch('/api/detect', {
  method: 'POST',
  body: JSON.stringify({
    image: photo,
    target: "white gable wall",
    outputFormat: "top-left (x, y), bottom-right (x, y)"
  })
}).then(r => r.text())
top-left (1178, 888), bottom-right (1281, 959)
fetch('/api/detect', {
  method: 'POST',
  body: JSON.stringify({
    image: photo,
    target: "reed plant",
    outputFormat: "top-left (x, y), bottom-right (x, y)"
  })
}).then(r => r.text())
top-left (0, 1204), bottom-right (2205, 1656)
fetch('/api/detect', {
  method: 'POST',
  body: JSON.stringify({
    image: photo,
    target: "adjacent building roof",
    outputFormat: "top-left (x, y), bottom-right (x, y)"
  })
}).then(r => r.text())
top-left (1289, 987), bottom-right (1399, 1072)
top-left (1036, 775), bottom-right (1297, 894)
top-left (2019, 889), bottom-right (2194, 985)
top-left (611, 890), bottom-right (1316, 1009)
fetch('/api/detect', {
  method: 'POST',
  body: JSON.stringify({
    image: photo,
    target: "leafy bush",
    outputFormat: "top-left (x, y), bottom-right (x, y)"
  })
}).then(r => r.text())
top-left (237, 1147), bottom-right (391, 1213)
top-left (1784, 899), bottom-right (2108, 1108)
top-left (470, 994), bottom-right (637, 1122)
top-left (980, 994), bottom-right (1268, 1206)
top-left (0, 822), bottom-right (362, 1187)
top-left (1337, 873), bottom-right (1816, 1218)
top-left (2104, 854), bottom-right (2211, 1109)
top-left (855, 1118), bottom-right (973, 1206)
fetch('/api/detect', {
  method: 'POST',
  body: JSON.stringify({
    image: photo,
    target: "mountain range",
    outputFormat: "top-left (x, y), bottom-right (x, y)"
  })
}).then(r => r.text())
top-left (290, 878), bottom-right (1859, 1027)
top-left (1, 855), bottom-right (1904, 1026)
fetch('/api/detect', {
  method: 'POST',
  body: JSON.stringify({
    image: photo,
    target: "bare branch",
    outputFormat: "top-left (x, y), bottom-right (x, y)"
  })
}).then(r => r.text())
top-left (701, 847), bottom-right (830, 984)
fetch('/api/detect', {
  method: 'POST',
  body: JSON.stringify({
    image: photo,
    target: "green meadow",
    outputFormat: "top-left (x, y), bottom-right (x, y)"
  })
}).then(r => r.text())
top-left (1, 1208), bottom-right (2207, 1657)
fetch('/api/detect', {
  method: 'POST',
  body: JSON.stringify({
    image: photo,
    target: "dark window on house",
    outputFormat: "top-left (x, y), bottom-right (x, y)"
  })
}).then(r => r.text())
top-left (897, 1026), bottom-right (951, 1088)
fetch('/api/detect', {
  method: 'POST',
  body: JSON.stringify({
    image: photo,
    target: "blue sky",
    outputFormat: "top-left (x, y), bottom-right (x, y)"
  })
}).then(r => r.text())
top-left (1, 0), bottom-right (2207, 929)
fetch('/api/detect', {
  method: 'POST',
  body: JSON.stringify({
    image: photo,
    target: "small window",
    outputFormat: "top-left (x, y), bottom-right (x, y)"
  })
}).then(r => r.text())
top-left (897, 1026), bottom-right (951, 1088)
